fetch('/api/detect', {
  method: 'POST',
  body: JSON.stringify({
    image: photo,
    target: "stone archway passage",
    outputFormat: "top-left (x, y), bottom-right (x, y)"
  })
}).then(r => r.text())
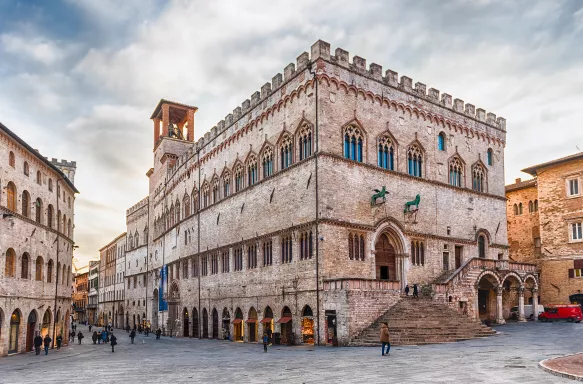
top-left (182, 308), bottom-right (190, 337)
top-left (212, 309), bottom-right (219, 339)
top-left (26, 310), bottom-right (37, 352)
top-left (375, 233), bottom-right (397, 281)
top-left (9, 310), bottom-right (21, 354)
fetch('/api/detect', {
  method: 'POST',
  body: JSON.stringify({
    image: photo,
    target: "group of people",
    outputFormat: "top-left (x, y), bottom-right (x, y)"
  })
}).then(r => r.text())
top-left (90, 327), bottom-right (118, 352)
top-left (404, 284), bottom-right (419, 298)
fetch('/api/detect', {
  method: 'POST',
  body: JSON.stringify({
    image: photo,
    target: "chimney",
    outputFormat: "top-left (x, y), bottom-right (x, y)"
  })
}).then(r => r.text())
top-left (515, 178), bottom-right (521, 184)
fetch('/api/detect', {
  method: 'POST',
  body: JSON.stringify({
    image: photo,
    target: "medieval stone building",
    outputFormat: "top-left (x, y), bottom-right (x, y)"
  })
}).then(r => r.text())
top-left (0, 122), bottom-right (77, 356)
top-left (119, 40), bottom-right (537, 345)
top-left (507, 153), bottom-right (583, 305)
top-left (97, 233), bottom-right (126, 327)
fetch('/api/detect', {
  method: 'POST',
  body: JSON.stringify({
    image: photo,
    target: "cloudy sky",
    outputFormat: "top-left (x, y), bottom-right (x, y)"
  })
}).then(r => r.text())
top-left (1, 0), bottom-right (582, 266)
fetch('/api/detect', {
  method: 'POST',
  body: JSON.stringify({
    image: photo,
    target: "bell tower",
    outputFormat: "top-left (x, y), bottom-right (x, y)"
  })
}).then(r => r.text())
top-left (150, 99), bottom-right (197, 147)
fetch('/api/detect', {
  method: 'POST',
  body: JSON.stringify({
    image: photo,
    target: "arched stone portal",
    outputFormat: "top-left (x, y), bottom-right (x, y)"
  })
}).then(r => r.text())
top-left (372, 222), bottom-right (407, 286)
top-left (476, 271), bottom-right (501, 323)
top-left (26, 310), bottom-right (37, 352)
top-left (167, 282), bottom-right (180, 336)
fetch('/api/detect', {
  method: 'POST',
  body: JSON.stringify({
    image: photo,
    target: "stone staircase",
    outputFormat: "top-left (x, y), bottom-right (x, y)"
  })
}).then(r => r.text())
top-left (350, 296), bottom-right (495, 346)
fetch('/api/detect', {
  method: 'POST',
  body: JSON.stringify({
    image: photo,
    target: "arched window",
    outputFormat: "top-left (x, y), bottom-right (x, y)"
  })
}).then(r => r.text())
top-left (519, 203), bottom-right (523, 215)
top-left (47, 260), bottom-right (53, 283)
top-left (9, 151), bottom-right (15, 167)
top-left (407, 145), bottom-right (423, 177)
top-left (21, 253), bottom-right (29, 279)
top-left (47, 204), bottom-right (54, 228)
top-left (35, 198), bottom-right (42, 223)
top-left (234, 164), bottom-right (243, 192)
top-left (344, 124), bottom-right (363, 162)
top-left (348, 233), bottom-right (354, 260)
top-left (222, 171), bottom-right (231, 197)
top-left (23, 161), bottom-right (29, 176)
top-left (35, 257), bottom-right (43, 281)
top-left (63, 214), bottom-right (67, 235)
top-left (36, 170), bottom-right (42, 185)
top-left (5, 249), bottom-right (16, 277)
top-left (6, 182), bottom-right (16, 212)
top-left (528, 200), bottom-right (534, 213)
top-left (175, 198), bottom-right (181, 222)
top-left (262, 147), bottom-right (273, 179)
top-left (247, 155), bottom-right (257, 187)
top-left (48, 178), bottom-right (53, 192)
top-left (57, 210), bottom-right (62, 232)
top-left (67, 219), bottom-right (72, 237)
top-left (62, 264), bottom-right (66, 285)
top-left (487, 149), bottom-right (493, 166)
top-left (202, 183), bottom-right (210, 208)
top-left (478, 235), bottom-right (486, 258)
top-left (534, 199), bottom-right (538, 211)
top-left (298, 122), bottom-right (312, 160)
top-left (513, 203), bottom-right (518, 216)
top-left (212, 178), bottom-right (219, 203)
top-left (472, 163), bottom-right (486, 192)
top-left (135, 231), bottom-right (139, 247)
top-left (183, 194), bottom-right (191, 218)
top-left (449, 157), bottom-right (463, 187)
top-left (437, 132), bottom-right (446, 151)
top-left (191, 188), bottom-right (199, 212)
top-left (280, 135), bottom-right (293, 169)
top-left (377, 136), bottom-right (394, 170)
top-left (128, 234), bottom-right (133, 249)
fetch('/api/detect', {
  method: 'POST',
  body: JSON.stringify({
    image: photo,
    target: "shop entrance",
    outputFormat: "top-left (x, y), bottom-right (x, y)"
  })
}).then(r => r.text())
top-left (261, 306), bottom-right (274, 342)
top-left (41, 309), bottom-right (51, 338)
top-left (212, 309), bottom-right (219, 339)
top-left (375, 233), bottom-right (396, 281)
top-left (182, 308), bottom-right (189, 337)
top-left (221, 308), bottom-right (230, 340)
top-left (301, 306), bottom-right (314, 344)
top-left (192, 308), bottom-right (199, 338)
top-left (202, 308), bottom-right (209, 338)
top-left (26, 310), bottom-right (37, 352)
top-left (325, 310), bottom-right (337, 345)
top-left (247, 307), bottom-right (258, 342)
top-left (233, 308), bottom-right (244, 341)
top-left (9, 310), bottom-right (21, 354)
top-left (278, 306), bottom-right (293, 345)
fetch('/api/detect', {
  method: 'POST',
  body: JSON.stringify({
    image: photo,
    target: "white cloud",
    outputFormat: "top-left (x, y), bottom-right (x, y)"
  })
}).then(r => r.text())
top-left (1, 34), bottom-right (67, 65)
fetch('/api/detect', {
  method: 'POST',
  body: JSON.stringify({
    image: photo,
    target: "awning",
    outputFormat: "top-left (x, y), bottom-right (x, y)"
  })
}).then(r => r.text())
top-left (260, 318), bottom-right (273, 324)
top-left (232, 319), bottom-right (243, 324)
top-left (276, 316), bottom-right (292, 324)
top-left (245, 319), bottom-right (257, 324)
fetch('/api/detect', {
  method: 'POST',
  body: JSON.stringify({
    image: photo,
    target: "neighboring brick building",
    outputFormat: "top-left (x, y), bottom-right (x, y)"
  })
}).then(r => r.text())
top-left (113, 40), bottom-right (537, 346)
top-left (507, 153), bottom-right (583, 305)
top-left (97, 233), bottom-right (126, 327)
top-left (0, 121), bottom-right (78, 356)
top-left (87, 260), bottom-right (99, 325)
top-left (72, 271), bottom-right (88, 323)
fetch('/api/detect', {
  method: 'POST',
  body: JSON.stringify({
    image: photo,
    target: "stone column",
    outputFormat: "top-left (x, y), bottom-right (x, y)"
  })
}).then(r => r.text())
top-left (518, 286), bottom-right (526, 322)
top-left (496, 286), bottom-right (506, 324)
top-left (474, 295), bottom-right (480, 321)
top-left (532, 288), bottom-right (539, 320)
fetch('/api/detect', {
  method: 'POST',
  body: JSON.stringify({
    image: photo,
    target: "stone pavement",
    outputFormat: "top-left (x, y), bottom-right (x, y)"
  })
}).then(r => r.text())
top-left (540, 353), bottom-right (583, 381)
top-left (0, 322), bottom-right (581, 384)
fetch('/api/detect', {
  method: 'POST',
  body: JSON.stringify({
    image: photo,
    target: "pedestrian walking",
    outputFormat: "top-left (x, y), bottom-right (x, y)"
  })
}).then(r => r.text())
top-left (262, 332), bottom-right (269, 353)
top-left (101, 330), bottom-right (107, 344)
top-left (145, 327), bottom-right (150, 337)
top-left (155, 328), bottom-right (161, 340)
top-left (380, 322), bottom-right (390, 356)
top-left (413, 284), bottom-right (419, 298)
top-left (110, 333), bottom-right (117, 353)
top-left (404, 285), bottom-right (410, 296)
top-left (97, 331), bottom-right (102, 344)
top-left (69, 329), bottom-right (74, 342)
top-left (126, 324), bottom-right (130, 333)
top-left (43, 334), bottom-right (52, 355)
top-left (33, 333), bottom-right (43, 355)
top-left (88, 324), bottom-right (92, 333)
top-left (92, 331), bottom-right (98, 344)
top-left (130, 329), bottom-right (136, 344)
top-left (71, 330), bottom-right (77, 343)
top-left (77, 332), bottom-right (84, 344)
top-left (56, 334), bottom-right (63, 350)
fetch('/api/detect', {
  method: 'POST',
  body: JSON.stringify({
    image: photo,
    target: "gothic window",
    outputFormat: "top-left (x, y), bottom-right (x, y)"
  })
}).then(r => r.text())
top-left (299, 231), bottom-right (313, 260)
top-left (534, 199), bottom-right (538, 211)
top-left (47, 204), bottom-right (54, 228)
top-left (35, 256), bottom-right (43, 281)
top-left (68, 219), bottom-right (72, 237)
top-left (201, 255), bottom-right (208, 277)
top-left (247, 155), bottom-right (258, 186)
top-left (23, 161), bottom-right (29, 176)
top-left (222, 171), bottom-right (231, 197)
top-left (519, 203), bottom-right (523, 215)
top-left (191, 258), bottom-right (199, 277)
top-left (234, 164), bottom-right (243, 192)
top-left (211, 253), bottom-right (219, 274)
top-left (263, 240), bottom-right (273, 266)
top-left (175, 198), bottom-right (181, 223)
top-left (48, 178), bottom-right (53, 192)
top-left (280, 135), bottom-right (293, 170)
top-left (128, 234), bottom-right (133, 249)
top-left (36, 171), bottom-right (42, 185)
top-left (191, 188), bottom-right (199, 212)
top-left (281, 235), bottom-right (293, 264)
top-left (298, 122), bottom-right (313, 160)
top-left (348, 233), bottom-right (365, 261)
top-left (528, 200), bottom-right (534, 213)
top-left (8, 151), bottom-right (15, 167)
top-left (21, 253), bottom-right (29, 279)
top-left (344, 124), bottom-right (363, 162)
top-left (183, 194), bottom-right (191, 218)
top-left (202, 183), bottom-right (210, 208)
top-left (478, 235), bottom-right (486, 258)
top-left (212, 177), bottom-right (220, 203)
top-left (411, 240), bottom-right (425, 266)
top-left (472, 163), bottom-right (486, 192)
top-left (407, 144), bottom-right (423, 177)
top-left (35, 198), bottom-right (42, 224)
top-left (262, 147), bottom-right (273, 179)
top-left (247, 244), bottom-right (257, 269)
top-left (487, 148), bottom-right (493, 166)
top-left (6, 182), bottom-right (16, 212)
top-left (348, 234), bottom-right (353, 260)
top-left (135, 231), bottom-right (139, 247)
top-left (234, 247), bottom-right (243, 271)
top-left (449, 157), bottom-right (464, 187)
top-left (377, 136), bottom-right (395, 170)
top-left (4, 249), bottom-right (15, 277)
top-left (438, 132), bottom-right (446, 151)
top-left (221, 250), bottom-right (230, 273)
top-left (21, 190), bottom-right (30, 217)
top-left (47, 260), bottom-right (53, 283)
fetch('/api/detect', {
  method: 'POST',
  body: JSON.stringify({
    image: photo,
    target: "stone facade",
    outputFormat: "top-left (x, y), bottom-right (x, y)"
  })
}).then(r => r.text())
top-left (109, 40), bottom-right (536, 346)
top-left (0, 121), bottom-right (78, 356)
top-left (97, 233), bottom-right (126, 327)
top-left (72, 271), bottom-right (88, 323)
top-left (87, 260), bottom-right (99, 325)
top-left (507, 154), bottom-right (583, 305)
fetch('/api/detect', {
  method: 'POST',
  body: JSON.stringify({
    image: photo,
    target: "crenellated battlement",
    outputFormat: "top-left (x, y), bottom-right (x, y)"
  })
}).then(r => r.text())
top-left (192, 39), bottom-right (505, 154)
top-left (126, 196), bottom-right (149, 216)
top-left (48, 158), bottom-right (77, 168)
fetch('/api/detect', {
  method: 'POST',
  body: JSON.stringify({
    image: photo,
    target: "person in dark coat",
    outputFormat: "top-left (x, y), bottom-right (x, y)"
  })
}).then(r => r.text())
top-left (33, 333), bottom-right (43, 355)
top-left (92, 331), bottom-right (98, 344)
top-left (155, 328), bottom-right (161, 340)
top-left (404, 285), bottom-right (410, 296)
top-left (262, 332), bottom-right (269, 353)
top-left (129, 329), bottom-right (136, 344)
top-left (88, 324), bottom-right (92, 333)
top-left (380, 322), bottom-right (390, 356)
top-left (56, 334), bottom-right (63, 350)
top-left (110, 333), bottom-right (117, 353)
top-left (413, 284), bottom-right (419, 298)
top-left (126, 324), bottom-right (130, 333)
top-left (71, 330), bottom-right (77, 343)
top-left (97, 331), bottom-right (102, 344)
top-left (77, 332), bottom-right (84, 344)
top-left (43, 334), bottom-right (52, 355)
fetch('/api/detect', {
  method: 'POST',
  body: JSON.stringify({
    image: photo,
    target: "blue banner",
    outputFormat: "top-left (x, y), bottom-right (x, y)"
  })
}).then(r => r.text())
top-left (159, 264), bottom-right (168, 311)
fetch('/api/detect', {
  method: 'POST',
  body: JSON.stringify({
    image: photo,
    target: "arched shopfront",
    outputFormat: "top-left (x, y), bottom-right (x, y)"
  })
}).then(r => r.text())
top-left (233, 308), bottom-right (244, 341)
top-left (9, 310), bottom-right (22, 354)
top-left (277, 306), bottom-right (293, 345)
top-left (212, 309), bottom-right (219, 339)
top-left (221, 308), bottom-right (230, 340)
top-left (182, 308), bottom-right (190, 337)
top-left (261, 306), bottom-right (274, 337)
top-left (26, 310), bottom-right (37, 352)
top-left (192, 307), bottom-right (199, 338)
top-left (247, 307), bottom-right (258, 342)
top-left (301, 305), bottom-right (314, 344)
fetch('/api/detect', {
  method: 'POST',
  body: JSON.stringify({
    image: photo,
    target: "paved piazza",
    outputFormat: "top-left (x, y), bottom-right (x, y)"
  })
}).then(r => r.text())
top-left (0, 323), bottom-right (581, 384)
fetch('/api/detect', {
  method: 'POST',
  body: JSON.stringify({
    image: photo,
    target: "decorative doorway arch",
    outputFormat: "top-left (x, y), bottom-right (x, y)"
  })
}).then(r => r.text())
top-left (212, 309), bottom-right (219, 339)
top-left (372, 221), bottom-right (407, 286)
top-left (168, 282), bottom-right (180, 336)
top-left (9, 309), bottom-right (22, 354)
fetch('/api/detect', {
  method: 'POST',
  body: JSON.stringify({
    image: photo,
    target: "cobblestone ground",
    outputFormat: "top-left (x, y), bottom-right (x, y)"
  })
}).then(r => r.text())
top-left (0, 322), bottom-right (581, 384)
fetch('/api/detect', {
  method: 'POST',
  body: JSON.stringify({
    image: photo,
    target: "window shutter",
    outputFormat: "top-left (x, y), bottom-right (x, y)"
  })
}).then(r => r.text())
top-left (574, 260), bottom-right (583, 269)
top-left (568, 269), bottom-right (575, 278)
